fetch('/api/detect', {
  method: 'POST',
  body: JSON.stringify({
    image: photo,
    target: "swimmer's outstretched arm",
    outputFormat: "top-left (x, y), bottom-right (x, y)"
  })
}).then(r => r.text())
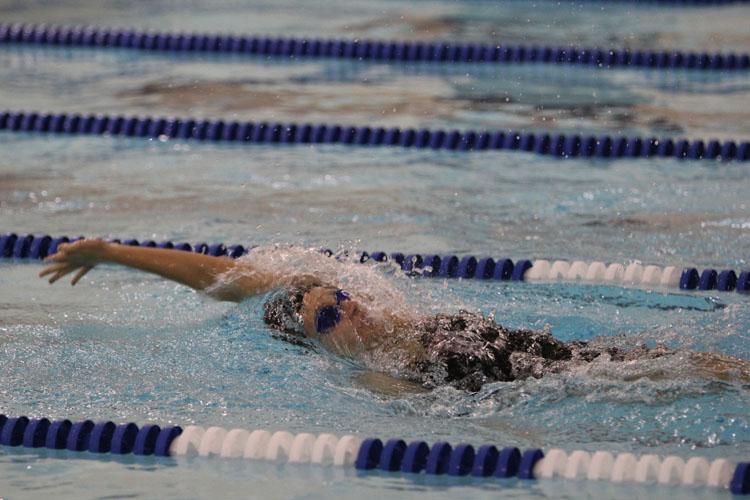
top-left (39, 239), bottom-right (311, 302)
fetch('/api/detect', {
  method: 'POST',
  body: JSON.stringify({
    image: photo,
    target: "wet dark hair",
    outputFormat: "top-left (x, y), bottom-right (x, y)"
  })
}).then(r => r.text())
top-left (262, 285), bottom-right (312, 337)
top-left (413, 311), bottom-right (575, 392)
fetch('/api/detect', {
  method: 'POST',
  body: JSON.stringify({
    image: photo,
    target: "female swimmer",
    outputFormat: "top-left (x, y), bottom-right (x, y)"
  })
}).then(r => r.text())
top-left (40, 239), bottom-right (748, 391)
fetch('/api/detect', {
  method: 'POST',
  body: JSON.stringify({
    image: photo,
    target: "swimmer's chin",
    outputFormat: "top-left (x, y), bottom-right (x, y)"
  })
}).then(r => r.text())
top-left (350, 370), bottom-right (430, 396)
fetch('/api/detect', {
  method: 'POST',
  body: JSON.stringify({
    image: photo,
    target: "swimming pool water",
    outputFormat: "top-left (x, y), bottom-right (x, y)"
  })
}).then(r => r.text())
top-left (1, 1), bottom-right (749, 498)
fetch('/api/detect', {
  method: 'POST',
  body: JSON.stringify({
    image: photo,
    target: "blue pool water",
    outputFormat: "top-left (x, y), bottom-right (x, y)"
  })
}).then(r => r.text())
top-left (1, 0), bottom-right (749, 498)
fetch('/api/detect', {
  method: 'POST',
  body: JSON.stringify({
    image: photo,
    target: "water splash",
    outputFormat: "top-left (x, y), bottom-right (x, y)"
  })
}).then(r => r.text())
top-left (207, 244), bottom-right (476, 321)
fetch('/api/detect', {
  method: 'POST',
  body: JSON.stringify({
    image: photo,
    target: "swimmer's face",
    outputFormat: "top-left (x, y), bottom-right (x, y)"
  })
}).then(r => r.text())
top-left (301, 287), bottom-right (373, 353)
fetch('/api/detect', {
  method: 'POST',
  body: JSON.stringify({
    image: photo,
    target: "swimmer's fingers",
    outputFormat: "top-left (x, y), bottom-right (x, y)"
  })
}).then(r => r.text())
top-left (46, 264), bottom-right (79, 284)
top-left (39, 262), bottom-right (93, 285)
top-left (70, 266), bottom-right (93, 286)
top-left (39, 262), bottom-right (69, 278)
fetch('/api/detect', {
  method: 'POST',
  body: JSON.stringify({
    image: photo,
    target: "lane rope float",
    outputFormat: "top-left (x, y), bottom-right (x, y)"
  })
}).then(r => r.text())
top-left (2, 110), bottom-right (748, 161)
top-left (0, 414), bottom-right (747, 494)
top-left (2, 232), bottom-right (748, 293)
top-left (1, 22), bottom-right (749, 72)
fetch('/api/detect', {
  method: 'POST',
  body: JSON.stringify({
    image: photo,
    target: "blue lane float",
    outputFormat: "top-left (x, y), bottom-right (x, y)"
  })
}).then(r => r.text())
top-left (0, 414), bottom-right (747, 494)
top-left (1, 22), bottom-right (748, 72)
top-left (0, 414), bottom-right (181, 458)
top-left (1, 110), bottom-right (749, 161)
top-left (2, 232), bottom-right (749, 294)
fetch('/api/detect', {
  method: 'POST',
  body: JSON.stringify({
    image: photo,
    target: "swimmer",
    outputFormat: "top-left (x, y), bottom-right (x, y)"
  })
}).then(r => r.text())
top-left (40, 239), bottom-right (749, 392)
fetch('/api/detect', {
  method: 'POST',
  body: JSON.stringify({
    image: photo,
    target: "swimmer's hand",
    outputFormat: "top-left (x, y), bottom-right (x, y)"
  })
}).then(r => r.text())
top-left (39, 239), bottom-right (109, 285)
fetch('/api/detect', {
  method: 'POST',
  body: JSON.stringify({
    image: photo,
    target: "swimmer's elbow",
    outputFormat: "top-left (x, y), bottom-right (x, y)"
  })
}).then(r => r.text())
top-left (204, 285), bottom-right (254, 302)
top-left (201, 261), bottom-right (279, 301)
top-left (202, 280), bottom-right (255, 302)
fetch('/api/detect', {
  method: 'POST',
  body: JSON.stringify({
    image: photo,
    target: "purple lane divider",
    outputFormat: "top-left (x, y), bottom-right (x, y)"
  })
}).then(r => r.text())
top-left (1, 23), bottom-right (748, 71)
top-left (4, 232), bottom-right (750, 294)
top-left (2, 110), bottom-right (748, 161)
